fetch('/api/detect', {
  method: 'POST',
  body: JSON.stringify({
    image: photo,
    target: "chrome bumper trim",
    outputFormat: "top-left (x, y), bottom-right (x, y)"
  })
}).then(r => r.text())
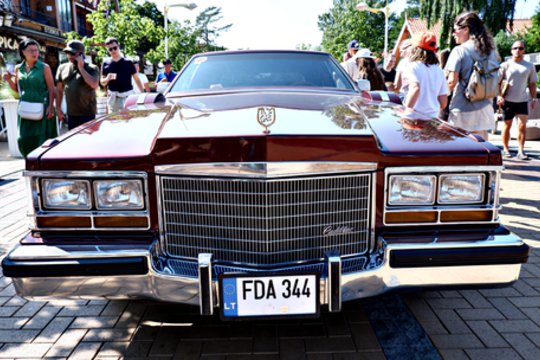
top-left (6, 233), bottom-right (525, 310)
top-left (327, 256), bottom-right (341, 312)
top-left (198, 253), bottom-right (213, 315)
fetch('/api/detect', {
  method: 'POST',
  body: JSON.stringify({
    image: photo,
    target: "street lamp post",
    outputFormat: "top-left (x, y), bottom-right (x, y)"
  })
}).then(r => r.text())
top-left (164, 2), bottom-right (197, 59)
top-left (356, 1), bottom-right (389, 57)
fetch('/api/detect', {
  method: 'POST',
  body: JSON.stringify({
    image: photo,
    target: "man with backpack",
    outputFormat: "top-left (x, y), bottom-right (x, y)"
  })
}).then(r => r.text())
top-left (497, 40), bottom-right (538, 160)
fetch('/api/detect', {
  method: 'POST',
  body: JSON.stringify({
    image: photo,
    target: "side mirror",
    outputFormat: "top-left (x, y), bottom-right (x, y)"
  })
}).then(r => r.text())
top-left (356, 79), bottom-right (371, 92)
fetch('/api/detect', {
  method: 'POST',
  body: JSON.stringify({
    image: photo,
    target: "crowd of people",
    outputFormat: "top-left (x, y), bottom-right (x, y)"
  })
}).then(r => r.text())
top-left (1, 10), bottom-right (538, 160)
top-left (2, 37), bottom-right (177, 157)
top-left (341, 11), bottom-right (538, 160)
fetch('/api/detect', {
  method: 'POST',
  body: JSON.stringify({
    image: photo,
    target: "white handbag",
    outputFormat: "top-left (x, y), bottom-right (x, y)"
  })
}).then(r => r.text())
top-left (18, 101), bottom-right (44, 121)
top-left (17, 75), bottom-right (45, 121)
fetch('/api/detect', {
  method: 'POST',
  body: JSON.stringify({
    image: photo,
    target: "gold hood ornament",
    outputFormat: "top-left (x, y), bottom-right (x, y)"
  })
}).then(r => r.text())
top-left (257, 107), bottom-right (276, 134)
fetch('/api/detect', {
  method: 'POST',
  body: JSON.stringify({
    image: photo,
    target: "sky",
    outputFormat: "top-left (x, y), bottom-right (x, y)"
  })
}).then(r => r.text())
top-left (150, 0), bottom-right (539, 50)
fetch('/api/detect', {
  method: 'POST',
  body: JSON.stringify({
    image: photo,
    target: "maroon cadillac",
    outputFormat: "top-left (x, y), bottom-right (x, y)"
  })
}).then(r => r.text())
top-left (2, 51), bottom-right (529, 319)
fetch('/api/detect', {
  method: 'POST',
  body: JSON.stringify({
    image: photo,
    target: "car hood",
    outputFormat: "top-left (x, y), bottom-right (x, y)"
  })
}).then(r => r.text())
top-left (33, 91), bottom-right (498, 169)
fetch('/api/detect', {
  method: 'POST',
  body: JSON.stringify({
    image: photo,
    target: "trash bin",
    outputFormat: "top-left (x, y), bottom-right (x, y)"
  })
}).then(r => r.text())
top-left (0, 99), bottom-right (22, 158)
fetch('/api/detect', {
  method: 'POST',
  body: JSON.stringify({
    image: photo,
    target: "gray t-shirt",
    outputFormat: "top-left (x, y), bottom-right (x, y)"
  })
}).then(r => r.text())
top-left (445, 40), bottom-right (499, 112)
top-left (501, 59), bottom-right (538, 103)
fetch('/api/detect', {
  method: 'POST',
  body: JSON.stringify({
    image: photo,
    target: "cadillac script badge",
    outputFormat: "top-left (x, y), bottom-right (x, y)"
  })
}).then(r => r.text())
top-left (257, 107), bottom-right (276, 134)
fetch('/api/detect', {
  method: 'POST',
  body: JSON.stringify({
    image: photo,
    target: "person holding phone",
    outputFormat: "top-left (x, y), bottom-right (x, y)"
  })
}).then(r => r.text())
top-left (56, 40), bottom-right (100, 130)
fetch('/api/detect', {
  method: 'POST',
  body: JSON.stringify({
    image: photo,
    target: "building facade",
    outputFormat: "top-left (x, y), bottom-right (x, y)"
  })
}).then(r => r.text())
top-left (0, 0), bottom-right (96, 75)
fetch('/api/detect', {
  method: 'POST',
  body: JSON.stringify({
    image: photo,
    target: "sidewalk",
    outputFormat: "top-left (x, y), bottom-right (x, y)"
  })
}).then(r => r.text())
top-left (405, 134), bottom-right (540, 359)
top-left (0, 136), bottom-right (539, 359)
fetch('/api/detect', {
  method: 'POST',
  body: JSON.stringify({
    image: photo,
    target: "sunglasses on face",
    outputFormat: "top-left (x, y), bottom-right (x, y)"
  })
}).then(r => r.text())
top-left (512, 47), bottom-right (524, 50)
top-left (107, 46), bottom-right (118, 52)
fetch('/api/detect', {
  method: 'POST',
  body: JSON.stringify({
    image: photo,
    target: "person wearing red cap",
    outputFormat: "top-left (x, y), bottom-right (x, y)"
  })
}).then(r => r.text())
top-left (402, 32), bottom-right (448, 120)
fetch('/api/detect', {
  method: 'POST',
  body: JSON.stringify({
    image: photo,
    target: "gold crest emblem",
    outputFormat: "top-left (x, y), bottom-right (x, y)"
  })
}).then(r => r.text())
top-left (257, 107), bottom-right (276, 134)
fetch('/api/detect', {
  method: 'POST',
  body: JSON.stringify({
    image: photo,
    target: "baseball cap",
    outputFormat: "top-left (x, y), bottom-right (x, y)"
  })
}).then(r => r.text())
top-left (163, 59), bottom-right (172, 65)
top-left (412, 32), bottom-right (438, 52)
top-left (63, 40), bottom-right (85, 54)
top-left (347, 40), bottom-right (360, 50)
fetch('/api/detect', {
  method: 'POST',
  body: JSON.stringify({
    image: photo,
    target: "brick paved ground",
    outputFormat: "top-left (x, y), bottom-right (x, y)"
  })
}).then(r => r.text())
top-left (403, 134), bottom-right (540, 360)
top-left (0, 134), bottom-right (539, 359)
top-left (0, 143), bottom-right (386, 359)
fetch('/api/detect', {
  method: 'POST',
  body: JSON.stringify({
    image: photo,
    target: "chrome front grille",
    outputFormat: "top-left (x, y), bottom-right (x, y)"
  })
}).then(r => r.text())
top-left (159, 173), bottom-right (372, 266)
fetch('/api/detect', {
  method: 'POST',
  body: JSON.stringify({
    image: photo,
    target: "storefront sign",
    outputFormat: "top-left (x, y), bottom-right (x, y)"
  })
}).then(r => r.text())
top-left (0, 34), bottom-right (19, 51)
top-left (42, 26), bottom-right (62, 37)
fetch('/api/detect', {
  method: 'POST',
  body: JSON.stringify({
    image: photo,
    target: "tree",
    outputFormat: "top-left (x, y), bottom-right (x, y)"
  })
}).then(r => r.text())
top-left (145, 20), bottom-right (199, 69)
top-left (318, 0), bottom-right (399, 60)
top-left (134, 0), bottom-right (164, 55)
top-left (419, 0), bottom-right (517, 49)
top-left (296, 43), bottom-right (322, 51)
top-left (195, 7), bottom-right (232, 52)
top-left (493, 30), bottom-right (522, 59)
top-left (525, 6), bottom-right (540, 53)
top-left (86, 0), bottom-right (162, 61)
top-left (195, 6), bottom-right (232, 51)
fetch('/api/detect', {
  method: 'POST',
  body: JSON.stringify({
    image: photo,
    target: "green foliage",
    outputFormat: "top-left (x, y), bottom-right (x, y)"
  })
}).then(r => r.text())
top-left (195, 6), bottom-right (232, 51)
top-left (86, 0), bottom-right (162, 61)
top-left (391, 0), bottom-right (421, 47)
top-left (145, 22), bottom-right (200, 70)
top-left (318, 0), bottom-right (400, 60)
top-left (136, 0), bottom-right (164, 25)
top-left (493, 5), bottom-right (540, 57)
top-left (525, 7), bottom-right (540, 53)
top-left (494, 30), bottom-right (523, 59)
top-left (0, 82), bottom-right (17, 100)
top-left (81, 1), bottom-right (240, 71)
top-left (419, 0), bottom-right (517, 49)
top-left (134, 1), bottom-right (164, 55)
top-left (296, 43), bottom-right (322, 51)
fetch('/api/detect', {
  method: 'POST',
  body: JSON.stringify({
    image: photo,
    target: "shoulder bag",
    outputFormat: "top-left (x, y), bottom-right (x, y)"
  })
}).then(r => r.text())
top-left (17, 73), bottom-right (45, 121)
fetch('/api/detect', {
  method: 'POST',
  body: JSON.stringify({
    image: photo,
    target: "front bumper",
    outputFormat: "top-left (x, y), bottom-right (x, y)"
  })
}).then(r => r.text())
top-left (2, 228), bottom-right (529, 315)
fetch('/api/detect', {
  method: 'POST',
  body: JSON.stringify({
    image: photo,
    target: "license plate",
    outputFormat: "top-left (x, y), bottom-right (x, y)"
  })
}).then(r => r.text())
top-left (219, 273), bottom-right (319, 319)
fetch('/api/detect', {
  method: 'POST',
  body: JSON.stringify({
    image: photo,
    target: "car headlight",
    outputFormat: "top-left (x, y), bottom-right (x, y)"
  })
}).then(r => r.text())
top-left (439, 174), bottom-right (484, 204)
top-left (95, 180), bottom-right (144, 210)
top-left (388, 175), bottom-right (436, 205)
top-left (42, 179), bottom-right (91, 209)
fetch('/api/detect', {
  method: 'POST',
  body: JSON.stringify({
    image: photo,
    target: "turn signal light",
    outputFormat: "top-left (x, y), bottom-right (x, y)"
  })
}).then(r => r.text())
top-left (37, 216), bottom-right (92, 228)
top-left (440, 210), bottom-right (493, 222)
top-left (94, 216), bottom-right (148, 228)
top-left (385, 211), bottom-right (438, 224)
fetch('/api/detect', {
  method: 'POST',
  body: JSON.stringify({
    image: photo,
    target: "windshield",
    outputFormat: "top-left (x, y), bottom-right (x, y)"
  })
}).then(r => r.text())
top-left (170, 52), bottom-right (355, 92)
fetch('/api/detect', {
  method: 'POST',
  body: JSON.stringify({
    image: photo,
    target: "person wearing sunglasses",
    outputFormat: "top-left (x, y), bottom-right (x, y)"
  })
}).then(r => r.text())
top-left (56, 40), bottom-right (100, 130)
top-left (445, 11), bottom-right (499, 140)
top-left (497, 40), bottom-right (538, 160)
top-left (100, 37), bottom-right (144, 113)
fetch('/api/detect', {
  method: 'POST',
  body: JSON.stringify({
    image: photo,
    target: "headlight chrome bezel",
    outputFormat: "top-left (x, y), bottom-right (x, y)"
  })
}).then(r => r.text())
top-left (388, 175), bottom-right (436, 206)
top-left (386, 170), bottom-right (491, 208)
top-left (438, 173), bottom-right (485, 204)
top-left (41, 179), bottom-right (92, 210)
top-left (94, 179), bottom-right (145, 210)
top-left (38, 174), bottom-right (147, 212)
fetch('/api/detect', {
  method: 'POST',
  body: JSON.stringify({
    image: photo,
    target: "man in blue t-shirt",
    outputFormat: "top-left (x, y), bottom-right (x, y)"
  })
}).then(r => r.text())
top-left (156, 59), bottom-right (177, 83)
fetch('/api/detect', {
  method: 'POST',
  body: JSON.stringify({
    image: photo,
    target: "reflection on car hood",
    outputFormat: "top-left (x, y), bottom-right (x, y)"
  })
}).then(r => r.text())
top-left (160, 91), bottom-right (370, 138)
top-left (37, 90), bottom-right (492, 163)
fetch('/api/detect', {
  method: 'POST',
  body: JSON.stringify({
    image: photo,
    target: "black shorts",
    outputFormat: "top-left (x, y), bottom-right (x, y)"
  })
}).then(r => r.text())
top-left (502, 101), bottom-right (528, 121)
